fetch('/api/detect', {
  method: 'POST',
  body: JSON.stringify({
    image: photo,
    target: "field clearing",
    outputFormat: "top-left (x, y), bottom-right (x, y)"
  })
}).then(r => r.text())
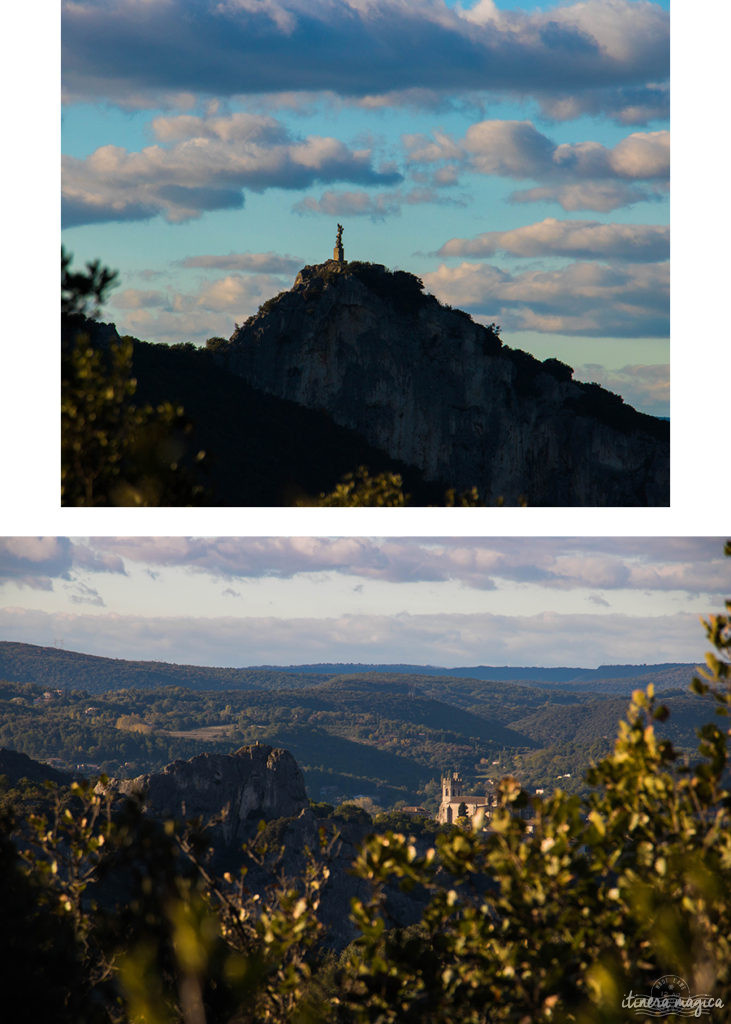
top-left (163, 725), bottom-right (236, 741)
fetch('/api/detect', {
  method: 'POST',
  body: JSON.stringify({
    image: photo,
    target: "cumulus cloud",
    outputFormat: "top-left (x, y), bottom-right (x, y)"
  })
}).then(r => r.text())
top-left (62, 0), bottom-right (668, 124)
top-left (436, 218), bottom-right (669, 262)
top-left (0, 539), bottom-right (124, 591)
top-left (508, 182), bottom-right (657, 213)
top-left (112, 289), bottom-right (171, 311)
top-left (81, 538), bottom-right (728, 596)
top-left (404, 121), bottom-right (669, 211)
top-left (7, 538), bottom-right (725, 604)
top-left (423, 258), bottom-right (668, 337)
top-left (574, 362), bottom-right (669, 417)
top-left (62, 111), bottom-right (400, 227)
top-left (0, 539), bottom-right (73, 590)
top-left (178, 252), bottom-right (302, 274)
top-left (292, 186), bottom-right (467, 220)
top-left (535, 82), bottom-right (669, 125)
top-left (107, 272), bottom-right (291, 344)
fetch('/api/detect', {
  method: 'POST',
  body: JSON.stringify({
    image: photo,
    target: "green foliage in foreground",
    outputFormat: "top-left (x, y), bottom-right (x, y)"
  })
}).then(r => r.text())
top-left (2, 569), bottom-right (731, 1022)
top-left (61, 250), bottom-right (207, 506)
top-left (61, 330), bottom-right (206, 506)
top-left (297, 465), bottom-right (523, 507)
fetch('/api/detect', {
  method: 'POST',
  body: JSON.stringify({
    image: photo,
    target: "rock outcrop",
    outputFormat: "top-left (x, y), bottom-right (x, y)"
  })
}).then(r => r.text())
top-left (220, 260), bottom-right (669, 506)
top-left (104, 743), bottom-right (429, 949)
top-left (113, 744), bottom-right (308, 848)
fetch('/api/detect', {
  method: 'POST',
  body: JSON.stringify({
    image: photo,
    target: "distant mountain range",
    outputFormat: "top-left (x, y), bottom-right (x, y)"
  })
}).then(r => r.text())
top-left (253, 661), bottom-right (693, 686)
top-left (0, 642), bottom-right (696, 696)
top-left (0, 641), bottom-right (712, 808)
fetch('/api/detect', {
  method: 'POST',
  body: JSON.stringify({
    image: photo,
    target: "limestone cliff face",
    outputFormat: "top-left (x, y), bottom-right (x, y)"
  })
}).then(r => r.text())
top-left (115, 744), bottom-right (308, 848)
top-left (103, 745), bottom-right (426, 949)
top-left (221, 261), bottom-right (669, 506)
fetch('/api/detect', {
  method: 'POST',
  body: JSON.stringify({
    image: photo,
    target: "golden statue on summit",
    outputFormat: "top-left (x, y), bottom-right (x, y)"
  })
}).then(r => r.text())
top-left (333, 223), bottom-right (345, 262)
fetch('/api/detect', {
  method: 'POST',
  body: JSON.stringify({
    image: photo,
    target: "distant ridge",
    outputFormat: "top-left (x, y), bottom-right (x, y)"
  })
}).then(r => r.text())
top-left (0, 642), bottom-right (695, 695)
top-left (0, 642), bottom-right (330, 695)
top-left (253, 662), bottom-right (696, 690)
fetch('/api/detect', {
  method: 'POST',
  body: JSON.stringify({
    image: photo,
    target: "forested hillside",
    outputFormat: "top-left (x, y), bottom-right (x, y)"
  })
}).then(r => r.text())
top-left (0, 642), bottom-right (329, 694)
top-left (0, 667), bottom-right (713, 808)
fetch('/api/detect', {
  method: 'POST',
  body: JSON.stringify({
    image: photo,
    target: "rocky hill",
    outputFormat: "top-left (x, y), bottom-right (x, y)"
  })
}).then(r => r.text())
top-left (218, 260), bottom-right (669, 506)
top-left (110, 744), bottom-right (308, 849)
top-left (103, 743), bottom-right (428, 948)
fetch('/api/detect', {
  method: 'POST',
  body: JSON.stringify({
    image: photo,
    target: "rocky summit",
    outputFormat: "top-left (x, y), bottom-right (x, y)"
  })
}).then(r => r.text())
top-left (103, 743), bottom-right (428, 948)
top-left (113, 744), bottom-right (308, 848)
top-left (219, 260), bottom-right (669, 506)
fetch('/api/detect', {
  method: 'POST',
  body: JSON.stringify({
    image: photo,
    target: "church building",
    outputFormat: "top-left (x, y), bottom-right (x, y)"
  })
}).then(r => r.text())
top-left (438, 770), bottom-right (495, 825)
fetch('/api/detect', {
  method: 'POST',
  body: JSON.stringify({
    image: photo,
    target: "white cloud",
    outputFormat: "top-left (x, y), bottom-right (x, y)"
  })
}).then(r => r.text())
top-left (112, 289), bottom-right (171, 311)
top-left (107, 272), bottom-right (294, 342)
top-left (607, 131), bottom-right (669, 178)
top-left (62, 111), bottom-right (400, 227)
top-left (574, 362), bottom-right (669, 416)
top-left (72, 537), bottom-right (730, 596)
top-left (292, 186), bottom-right (466, 220)
top-left (423, 259), bottom-right (668, 337)
top-left (404, 121), bottom-right (669, 210)
top-left (0, 539), bottom-right (125, 591)
top-left (462, 120), bottom-right (556, 177)
top-left (196, 274), bottom-right (289, 313)
top-left (436, 218), bottom-right (669, 262)
top-left (179, 252), bottom-right (302, 274)
top-left (508, 182), bottom-right (658, 213)
top-left (6, 539), bottom-right (725, 605)
top-left (535, 83), bottom-right (668, 125)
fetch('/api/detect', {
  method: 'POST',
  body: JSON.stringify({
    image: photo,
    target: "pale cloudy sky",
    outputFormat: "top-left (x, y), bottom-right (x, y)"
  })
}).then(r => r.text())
top-left (0, 538), bottom-right (726, 668)
top-left (59, 0), bottom-right (670, 415)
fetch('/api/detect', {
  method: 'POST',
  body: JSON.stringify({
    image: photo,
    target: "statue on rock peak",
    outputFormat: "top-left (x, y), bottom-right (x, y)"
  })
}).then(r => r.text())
top-left (333, 223), bottom-right (345, 262)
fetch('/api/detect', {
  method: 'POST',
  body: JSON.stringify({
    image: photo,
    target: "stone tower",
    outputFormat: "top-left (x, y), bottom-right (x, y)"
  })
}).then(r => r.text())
top-left (442, 770), bottom-right (463, 803)
top-left (333, 223), bottom-right (344, 262)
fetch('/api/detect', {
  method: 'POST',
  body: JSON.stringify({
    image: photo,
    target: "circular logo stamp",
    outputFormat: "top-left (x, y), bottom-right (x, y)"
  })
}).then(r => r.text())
top-left (651, 976), bottom-right (690, 1002)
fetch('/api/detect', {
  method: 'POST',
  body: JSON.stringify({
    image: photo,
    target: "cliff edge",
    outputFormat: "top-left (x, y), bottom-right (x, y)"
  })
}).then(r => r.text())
top-left (219, 260), bottom-right (669, 506)
top-left (113, 743), bottom-right (308, 848)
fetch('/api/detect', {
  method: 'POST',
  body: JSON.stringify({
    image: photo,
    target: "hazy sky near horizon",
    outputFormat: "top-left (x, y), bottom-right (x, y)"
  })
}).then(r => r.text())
top-left (0, 537), bottom-right (725, 668)
top-left (61, 0), bottom-right (670, 416)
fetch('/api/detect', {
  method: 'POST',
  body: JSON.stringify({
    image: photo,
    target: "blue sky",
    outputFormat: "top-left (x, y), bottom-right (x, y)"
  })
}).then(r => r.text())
top-left (0, 537), bottom-right (724, 667)
top-left (61, 0), bottom-right (670, 416)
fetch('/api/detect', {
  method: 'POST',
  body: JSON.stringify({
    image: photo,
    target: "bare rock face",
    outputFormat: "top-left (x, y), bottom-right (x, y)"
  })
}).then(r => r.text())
top-left (221, 261), bottom-right (669, 506)
top-left (115, 744), bottom-right (308, 848)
